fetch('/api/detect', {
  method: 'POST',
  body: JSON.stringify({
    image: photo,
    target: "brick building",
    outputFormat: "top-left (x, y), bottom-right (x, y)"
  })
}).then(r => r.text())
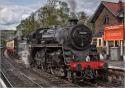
top-left (90, 0), bottom-right (124, 47)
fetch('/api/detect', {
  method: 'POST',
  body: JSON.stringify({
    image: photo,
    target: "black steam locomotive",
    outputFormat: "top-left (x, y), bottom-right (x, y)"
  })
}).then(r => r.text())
top-left (28, 19), bottom-right (108, 82)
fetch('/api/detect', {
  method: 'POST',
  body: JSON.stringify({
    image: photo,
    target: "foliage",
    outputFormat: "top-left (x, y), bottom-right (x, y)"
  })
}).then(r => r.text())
top-left (16, 0), bottom-right (90, 36)
top-left (36, 0), bottom-right (70, 27)
top-left (16, 13), bottom-right (40, 36)
top-left (16, 0), bottom-right (70, 35)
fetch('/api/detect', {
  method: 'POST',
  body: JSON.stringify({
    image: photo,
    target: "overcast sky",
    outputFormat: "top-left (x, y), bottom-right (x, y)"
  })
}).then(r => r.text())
top-left (0, 0), bottom-right (122, 30)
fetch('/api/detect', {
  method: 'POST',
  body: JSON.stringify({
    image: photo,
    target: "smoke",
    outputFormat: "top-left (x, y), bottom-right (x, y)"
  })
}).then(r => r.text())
top-left (68, 0), bottom-right (76, 12)
top-left (68, 0), bottom-right (77, 18)
top-left (123, 55), bottom-right (125, 61)
top-left (19, 45), bottom-right (30, 68)
top-left (4, 49), bottom-right (10, 59)
top-left (99, 53), bottom-right (104, 60)
top-left (86, 56), bottom-right (90, 61)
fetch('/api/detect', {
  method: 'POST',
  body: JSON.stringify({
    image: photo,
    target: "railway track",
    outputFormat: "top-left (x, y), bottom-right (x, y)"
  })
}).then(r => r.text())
top-left (32, 68), bottom-right (80, 87)
top-left (32, 65), bottom-right (125, 87)
top-left (1, 71), bottom-right (13, 88)
top-left (2, 51), bottom-right (80, 87)
top-left (108, 66), bottom-right (125, 86)
top-left (88, 67), bottom-right (125, 87)
top-left (3, 51), bottom-right (124, 87)
top-left (1, 57), bottom-right (43, 87)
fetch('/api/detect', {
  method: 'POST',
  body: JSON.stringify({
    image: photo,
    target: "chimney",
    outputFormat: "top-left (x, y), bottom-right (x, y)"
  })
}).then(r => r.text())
top-left (69, 19), bottom-right (78, 26)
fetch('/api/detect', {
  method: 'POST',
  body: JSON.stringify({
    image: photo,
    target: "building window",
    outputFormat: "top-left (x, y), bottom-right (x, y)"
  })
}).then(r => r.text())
top-left (104, 15), bottom-right (109, 24)
top-left (99, 39), bottom-right (102, 46)
top-left (104, 41), bottom-right (106, 46)
top-left (109, 41), bottom-right (114, 47)
top-left (115, 41), bottom-right (119, 47)
top-left (92, 39), bottom-right (97, 45)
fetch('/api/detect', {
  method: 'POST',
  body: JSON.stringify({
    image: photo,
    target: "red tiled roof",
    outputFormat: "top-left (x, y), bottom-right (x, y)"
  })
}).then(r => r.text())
top-left (102, 1), bottom-right (124, 16)
top-left (91, 1), bottom-right (124, 23)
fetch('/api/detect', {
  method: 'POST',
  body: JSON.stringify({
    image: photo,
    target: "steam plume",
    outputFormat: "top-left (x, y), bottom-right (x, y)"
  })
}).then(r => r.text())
top-left (68, 0), bottom-right (77, 18)
top-left (19, 45), bottom-right (30, 68)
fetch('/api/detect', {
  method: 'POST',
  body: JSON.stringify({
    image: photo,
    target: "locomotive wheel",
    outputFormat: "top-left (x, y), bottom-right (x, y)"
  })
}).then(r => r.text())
top-left (102, 69), bottom-right (108, 82)
top-left (41, 63), bottom-right (46, 71)
top-left (67, 71), bottom-right (72, 82)
top-left (29, 56), bottom-right (36, 68)
top-left (34, 51), bottom-right (42, 69)
top-left (50, 51), bottom-right (65, 76)
top-left (50, 67), bottom-right (54, 75)
top-left (98, 69), bottom-right (108, 82)
top-left (102, 63), bottom-right (108, 82)
top-left (67, 71), bottom-right (76, 83)
top-left (40, 50), bottom-right (46, 71)
top-left (50, 67), bottom-right (58, 75)
top-left (34, 50), bottom-right (46, 70)
top-left (51, 67), bottom-right (65, 77)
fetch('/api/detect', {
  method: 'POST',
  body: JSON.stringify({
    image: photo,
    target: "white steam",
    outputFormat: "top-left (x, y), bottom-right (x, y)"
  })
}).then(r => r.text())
top-left (86, 56), bottom-right (90, 62)
top-left (19, 44), bottom-right (30, 68)
top-left (68, 0), bottom-right (77, 18)
top-left (99, 53), bottom-right (104, 60)
top-left (68, 0), bottom-right (76, 12)
top-left (4, 49), bottom-right (10, 59)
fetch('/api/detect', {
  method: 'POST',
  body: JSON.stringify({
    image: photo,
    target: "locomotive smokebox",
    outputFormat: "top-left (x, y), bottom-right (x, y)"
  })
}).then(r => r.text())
top-left (69, 19), bottom-right (78, 26)
top-left (69, 24), bottom-right (92, 50)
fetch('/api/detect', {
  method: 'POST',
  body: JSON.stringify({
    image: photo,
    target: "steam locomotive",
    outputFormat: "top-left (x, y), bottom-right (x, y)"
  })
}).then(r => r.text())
top-left (28, 19), bottom-right (108, 82)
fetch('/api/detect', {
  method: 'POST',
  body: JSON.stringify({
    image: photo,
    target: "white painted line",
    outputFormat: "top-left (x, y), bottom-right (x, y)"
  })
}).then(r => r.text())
top-left (109, 66), bottom-right (125, 71)
top-left (0, 78), bottom-right (7, 88)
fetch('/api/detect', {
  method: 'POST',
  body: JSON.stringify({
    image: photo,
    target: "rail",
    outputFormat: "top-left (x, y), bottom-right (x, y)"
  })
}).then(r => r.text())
top-left (1, 71), bottom-right (13, 87)
top-left (109, 66), bottom-right (125, 71)
top-left (108, 66), bottom-right (124, 86)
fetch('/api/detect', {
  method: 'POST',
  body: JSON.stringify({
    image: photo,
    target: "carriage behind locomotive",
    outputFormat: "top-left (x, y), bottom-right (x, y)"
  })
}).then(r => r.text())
top-left (27, 19), bottom-right (108, 82)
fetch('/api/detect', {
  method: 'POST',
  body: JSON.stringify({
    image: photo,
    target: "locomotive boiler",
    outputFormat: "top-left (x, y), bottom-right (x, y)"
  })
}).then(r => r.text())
top-left (29, 19), bottom-right (108, 83)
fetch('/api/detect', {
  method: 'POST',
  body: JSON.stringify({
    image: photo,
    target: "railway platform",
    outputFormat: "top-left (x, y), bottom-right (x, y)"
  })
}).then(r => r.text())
top-left (108, 60), bottom-right (125, 70)
top-left (106, 60), bottom-right (125, 86)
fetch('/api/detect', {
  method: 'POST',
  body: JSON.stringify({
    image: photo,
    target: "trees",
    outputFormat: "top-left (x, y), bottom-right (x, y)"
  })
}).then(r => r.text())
top-left (16, 0), bottom-right (70, 35)
top-left (57, 1), bottom-right (70, 26)
top-left (16, 0), bottom-right (92, 36)
top-left (16, 13), bottom-right (40, 36)
top-left (37, 0), bottom-right (70, 27)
